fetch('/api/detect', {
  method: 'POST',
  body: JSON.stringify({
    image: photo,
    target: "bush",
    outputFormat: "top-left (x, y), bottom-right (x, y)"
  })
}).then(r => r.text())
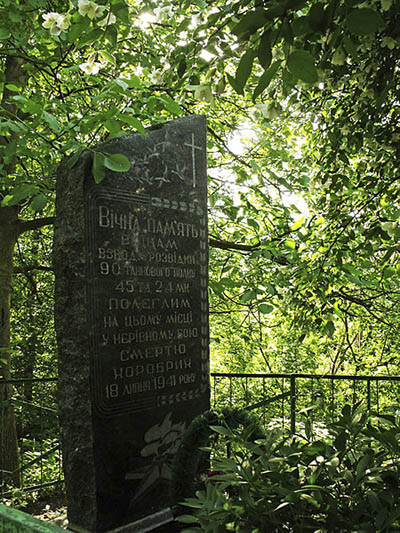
top-left (177, 404), bottom-right (400, 532)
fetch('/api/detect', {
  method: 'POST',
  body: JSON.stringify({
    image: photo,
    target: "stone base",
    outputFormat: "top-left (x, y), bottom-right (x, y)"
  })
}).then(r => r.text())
top-left (107, 508), bottom-right (174, 533)
top-left (68, 508), bottom-right (174, 533)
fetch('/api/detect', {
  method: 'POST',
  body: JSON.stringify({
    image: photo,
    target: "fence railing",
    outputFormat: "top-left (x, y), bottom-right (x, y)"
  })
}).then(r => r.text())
top-left (2, 372), bottom-right (400, 497)
top-left (211, 372), bottom-right (400, 433)
top-left (0, 377), bottom-right (63, 496)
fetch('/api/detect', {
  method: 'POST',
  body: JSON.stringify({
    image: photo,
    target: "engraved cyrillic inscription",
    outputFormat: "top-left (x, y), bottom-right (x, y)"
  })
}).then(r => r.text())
top-left (86, 189), bottom-right (208, 415)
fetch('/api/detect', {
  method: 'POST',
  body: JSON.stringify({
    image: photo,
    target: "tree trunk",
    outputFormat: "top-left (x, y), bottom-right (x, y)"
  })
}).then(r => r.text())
top-left (0, 205), bottom-right (21, 487)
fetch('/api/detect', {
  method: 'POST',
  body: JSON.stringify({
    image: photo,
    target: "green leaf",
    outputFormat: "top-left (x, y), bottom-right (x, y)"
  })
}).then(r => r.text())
top-left (30, 194), bottom-right (47, 212)
top-left (231, 9), bottom-right (268, 38)
top-left (5, 84), bottom-right (20, 92)
top-left (175, 514), bottom-right (198, 524)
top-left (67, 147), bottom-right (84, 169)
top-left (259, 303), bottom-right (274, 314)
top-left (292, 15), bottom-right (311, 36)
top-left (104, 153), bottom-right (131, 172)
top-left (291, 216), bottom-right (304, 231)
top-left (227, 73), bottom-right (240, 94)
top-left (104, 118), bottom-right (121, 134)
top-left (160, 96), bottom-right (182, 116)
top-left (284, 238), bottom-right (296, 249)
top-left (92, 152), bottom-right (105, 183)
top-left (252, 60), bottom-right (282, 101)
top-left (100, 50), bottom-right (116, 66)
top-left (126, 74), bottom-right (142, 88)
top-left (78, 28), bottom-right (103, 47)
top-left (209, 425), bottom-right (232, 436)
top-left (240, 289), bottom-right (256, 303)
top-left (342, 35), bottom-right (359, 61)
top-left (0, 27), bottom-right (11, 39)
top-left (257, 31), bottom-right (272, 69)
top-left (118, 114), bottom-right (145, 134)
top-left (347, 8), bottom-right (383, 35)
top-left (112, 2), bottom-right (130, 24)
top-left (287, 50), bottom-right (318, 84)
top-left (265, 4), bottom-right (285, 19)
top-left (2, 184), bottom-right (36, 206)
top-left (42, 111), bottom-right (60, 133)
top-left (234, 49), bottom-right (254, 95)
top-left (308, 2), bottom-right (325, 32)
top-left (105, 25), bottom-right (118, 47)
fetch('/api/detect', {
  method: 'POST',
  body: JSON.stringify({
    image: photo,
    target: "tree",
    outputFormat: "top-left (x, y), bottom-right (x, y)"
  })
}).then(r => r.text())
top-left (2, 0), bottom-right (400, 481)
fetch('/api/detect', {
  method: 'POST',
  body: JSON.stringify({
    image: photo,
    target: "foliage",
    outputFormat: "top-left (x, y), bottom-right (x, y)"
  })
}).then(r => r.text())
top-left (170, 407), bottom-right (264, 506)
top-left (1, 0), bottom-right (400, 405)
top-left (178, 404), bottom-right (400, 533)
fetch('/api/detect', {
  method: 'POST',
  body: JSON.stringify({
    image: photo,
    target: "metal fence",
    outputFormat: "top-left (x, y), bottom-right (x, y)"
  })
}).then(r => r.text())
top-left (211, 372), bottom-right (400, 433)
top-left (2, 372), bottom-right (400, 497)
top-left (0, 377), bottom-right (63, 497)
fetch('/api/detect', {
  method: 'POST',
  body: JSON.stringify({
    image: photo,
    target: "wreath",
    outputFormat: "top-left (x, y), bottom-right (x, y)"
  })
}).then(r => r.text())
top-left (170, 406), bottom-right (265, 506)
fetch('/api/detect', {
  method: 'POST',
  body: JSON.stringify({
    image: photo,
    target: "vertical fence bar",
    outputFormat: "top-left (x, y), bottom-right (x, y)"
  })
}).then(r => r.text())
top-left (40, 382), bottom-right (44, 485)
top-left (376, 380), bottom-right (380, 413)
top-left (367, 380), bottom-right (371, 411)
top-left (0, 381), bottom-right (3, 493)
top-left (262, 377), bottom-right (266, 426)
top-left (290, 375), bottom-right (296, 434)
top-left (281, 377), bottom-right (285, 428)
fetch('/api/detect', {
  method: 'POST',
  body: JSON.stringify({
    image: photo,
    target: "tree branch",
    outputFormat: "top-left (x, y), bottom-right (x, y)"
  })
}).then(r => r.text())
top-left (210, 237), bottom-right (259, 252)
top-left (18, 216), bottom-right (55, 235)
top-left (13, 264), bottom-right (53, 274)
top-left (209, 237), bottom-right (289, 265)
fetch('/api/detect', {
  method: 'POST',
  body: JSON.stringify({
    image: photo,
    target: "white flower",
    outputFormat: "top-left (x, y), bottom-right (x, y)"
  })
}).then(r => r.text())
top-left (153, 6), bottom-right (174, 22)
top-left (42, 12), bottom-right (70, 36)
top-left (78, 0), bottom-right (106, 20)
top-left (97, 12), bottom-right (117, 26)
top-left (188, 84), bottom-right (213, 103)
top-left (57, 15), bottom-right (69, 31)
top-left (149, 69), bottom-right (163, 84)
top-left (79, 55), bottom-right (104, 75)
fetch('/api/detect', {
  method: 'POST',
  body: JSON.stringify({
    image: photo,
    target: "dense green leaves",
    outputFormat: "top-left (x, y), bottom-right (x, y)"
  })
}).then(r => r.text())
top-left (180, 405), bottom-right (400, 532)
top-left (1, 0), bottom-right (400, 391)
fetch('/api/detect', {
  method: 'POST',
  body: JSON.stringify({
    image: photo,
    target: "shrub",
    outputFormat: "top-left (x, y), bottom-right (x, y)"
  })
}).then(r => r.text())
top-left (177, 404), bottom-right (400, 532)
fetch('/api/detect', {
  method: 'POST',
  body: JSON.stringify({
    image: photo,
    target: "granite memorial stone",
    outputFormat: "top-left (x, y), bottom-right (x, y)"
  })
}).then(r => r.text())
top-left (54, 115), bottom-right (209, 532)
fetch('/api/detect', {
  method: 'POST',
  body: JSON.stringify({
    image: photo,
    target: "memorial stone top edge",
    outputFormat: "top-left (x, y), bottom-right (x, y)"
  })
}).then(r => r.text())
top-left (86, 114), bottom-right (207, 197)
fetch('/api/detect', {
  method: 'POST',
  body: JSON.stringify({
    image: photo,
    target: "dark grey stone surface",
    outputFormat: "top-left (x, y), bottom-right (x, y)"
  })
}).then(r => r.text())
top-left (54, 116), bottom-right (209, 532)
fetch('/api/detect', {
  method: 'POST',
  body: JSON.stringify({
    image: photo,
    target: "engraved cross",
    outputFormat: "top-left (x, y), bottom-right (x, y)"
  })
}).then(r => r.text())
top-left (184, 133), bottom-right (203, 188)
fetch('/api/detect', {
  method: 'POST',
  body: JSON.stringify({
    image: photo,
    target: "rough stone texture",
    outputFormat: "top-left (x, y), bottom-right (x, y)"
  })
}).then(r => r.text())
top-left (54, 116), bottom-right (209, 532)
